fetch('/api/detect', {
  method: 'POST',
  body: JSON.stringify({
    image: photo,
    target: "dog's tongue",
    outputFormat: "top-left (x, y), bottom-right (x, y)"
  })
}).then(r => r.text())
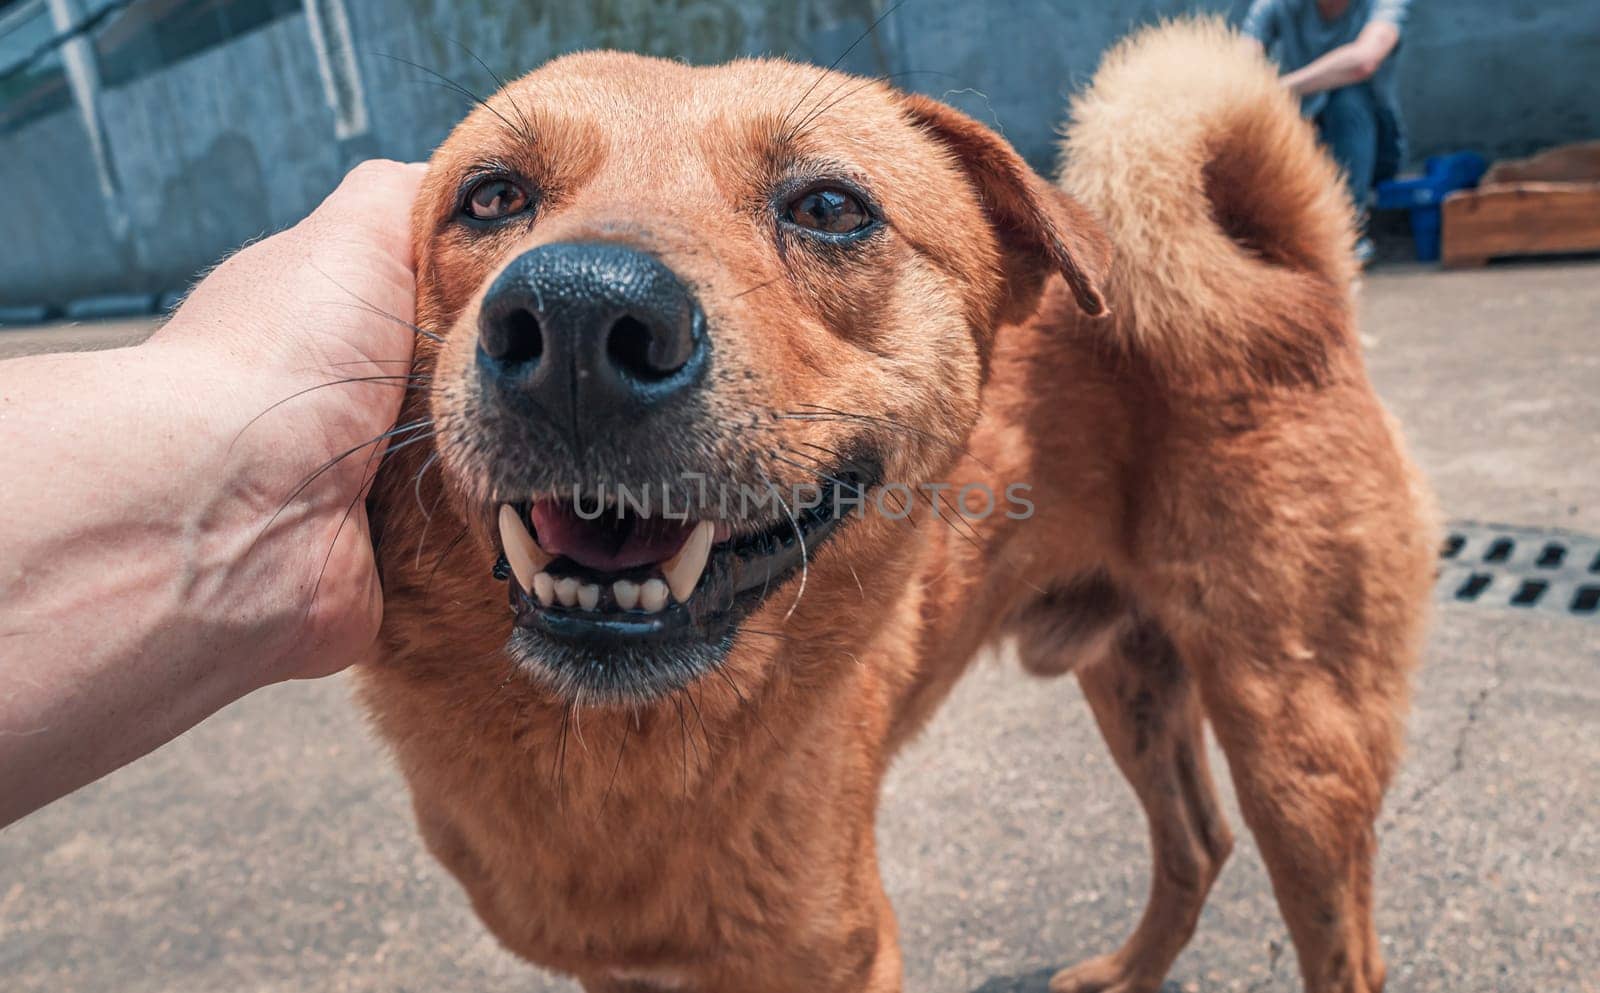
top-left (529, 499), bottom-right (694, 572)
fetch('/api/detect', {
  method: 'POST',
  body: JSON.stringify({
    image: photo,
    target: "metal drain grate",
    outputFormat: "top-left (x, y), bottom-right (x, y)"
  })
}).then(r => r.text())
top-left (1438, 522), bottom-right (1600, 622)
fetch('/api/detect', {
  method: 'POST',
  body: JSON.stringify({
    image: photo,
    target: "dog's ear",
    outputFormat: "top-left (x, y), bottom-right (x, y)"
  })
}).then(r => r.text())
top-left (901, 94), bottom-right (1110, 324)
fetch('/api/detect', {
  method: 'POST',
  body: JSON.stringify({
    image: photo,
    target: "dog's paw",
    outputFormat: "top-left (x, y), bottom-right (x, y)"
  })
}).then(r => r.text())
top-left (1048, 954), bottom-right (1162, 993)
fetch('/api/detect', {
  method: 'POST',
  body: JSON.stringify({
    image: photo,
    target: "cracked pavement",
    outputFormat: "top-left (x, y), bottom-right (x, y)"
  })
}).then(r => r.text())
top-left (3, 259), bottom-right (1598, 992)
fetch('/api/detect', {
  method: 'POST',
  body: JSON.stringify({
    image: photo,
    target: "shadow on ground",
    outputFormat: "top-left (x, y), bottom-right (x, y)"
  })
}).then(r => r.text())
top-left (969, 966), bottom-right (1057, 993)
top-left (970, 965), bottom-right (1188, 993)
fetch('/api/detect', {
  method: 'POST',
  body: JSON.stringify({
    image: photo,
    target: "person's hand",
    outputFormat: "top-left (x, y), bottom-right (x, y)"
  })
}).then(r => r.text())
top-left (147, 159), bottom-right (428, 681)
top-left (0, 160), bottom-right (426, 822)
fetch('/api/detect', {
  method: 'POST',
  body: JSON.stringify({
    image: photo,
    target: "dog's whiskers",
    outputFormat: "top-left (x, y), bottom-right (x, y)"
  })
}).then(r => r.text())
top-left (673, 693), bottom-right (690, 798)
top-left (769, 450), bottom-right (858, 492)
top-left (570, 688), bottom-right (590, 755)
top-left (254, 417), bottom-right (433, 560)
top-left (705, 662), bottom-right (785, 752)
top-left (324, 357), bottom-right (422, 368)
top-left (552, 699), bottom-right (574, 802)
top-left (756, 465), bottom-right (808, 623)
top-left (776, 0), bottom-right (905, 140)
top-left (428, 31), bottom-right (537, 144)
top-left (413, 477), bottom-right (450, 571)
top-left (426, 524), bottom-right (471, 587)
top-left (303, 427), bottom-right (440, 623)
top-left (373, 51), bottom-right (534, 147)
top-left (846, 562), bottom-right (866, 599)
top-left (232, 373), bottom-right (431, 457)
top-left (309, 263), bottom-right (443, 345)
top-left (323, 299), bottom-right (444, 344)
top-left (600, 715), bottom-right (632, 811)
top-left (732, 276), bottom-right (783, 299)
top-left (738, 628), bottom-right (805, 647)
top-left (685, 683), bottom-right (712, 757)
top-left (780, 403), bottom-right (998, 472)
top-left (412, 451), bottom-right (441, 520)
top-left (786, 68), bottom-right (959, 146)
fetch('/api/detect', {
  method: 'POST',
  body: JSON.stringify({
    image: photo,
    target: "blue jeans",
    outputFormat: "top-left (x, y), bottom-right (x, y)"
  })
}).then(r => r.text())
top-left (1316, 85), bottom-right (1386, 210)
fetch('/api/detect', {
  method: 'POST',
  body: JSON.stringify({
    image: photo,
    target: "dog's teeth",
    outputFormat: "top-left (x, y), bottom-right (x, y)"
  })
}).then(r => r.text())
top-left (577, 583), bottom-right (600, 611)
top-left (498, 504), bottom-right (550, 591)
top-left (555, 577), bottom-right (580, 608)
top-left (639, 578), bottom-right (669, 613)
top-left (662, 521), bottom-right (714, 603)
top-left (532, 572), bottom-right (555, 606)
top-left (613, 579), bottom-right (640, 610)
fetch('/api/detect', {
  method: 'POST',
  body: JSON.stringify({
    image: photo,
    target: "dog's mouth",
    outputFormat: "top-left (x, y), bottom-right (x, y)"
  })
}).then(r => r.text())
top-left (491, 460), bottom-right (877, 698)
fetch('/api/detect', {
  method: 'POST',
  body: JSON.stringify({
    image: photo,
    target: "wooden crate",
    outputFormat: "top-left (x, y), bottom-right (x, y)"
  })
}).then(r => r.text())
top-left (1441, 142), bottom-right (1600, 268)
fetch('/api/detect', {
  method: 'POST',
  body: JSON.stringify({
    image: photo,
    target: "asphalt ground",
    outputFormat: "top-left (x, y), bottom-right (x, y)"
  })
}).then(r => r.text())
top-left (3, 259), bottom-right (1597, 992)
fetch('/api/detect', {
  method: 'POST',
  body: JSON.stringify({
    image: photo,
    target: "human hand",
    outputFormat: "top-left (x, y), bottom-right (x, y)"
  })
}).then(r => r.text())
top-left (146, 159), bottom-right (428, 681)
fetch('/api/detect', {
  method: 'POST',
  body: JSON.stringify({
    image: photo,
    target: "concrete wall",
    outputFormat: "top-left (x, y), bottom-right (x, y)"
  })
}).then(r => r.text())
top-left (2, 0), bottom-right (1597, 307)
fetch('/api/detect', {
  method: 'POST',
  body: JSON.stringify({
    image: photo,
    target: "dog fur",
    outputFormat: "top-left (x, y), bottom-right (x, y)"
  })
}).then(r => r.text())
top-left (359, 20), bottom-right (1436, 993)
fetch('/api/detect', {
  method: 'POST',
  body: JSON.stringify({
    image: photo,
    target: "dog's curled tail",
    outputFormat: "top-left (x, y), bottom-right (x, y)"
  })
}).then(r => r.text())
top-left (1059, 18), bottom-right (1359, 385)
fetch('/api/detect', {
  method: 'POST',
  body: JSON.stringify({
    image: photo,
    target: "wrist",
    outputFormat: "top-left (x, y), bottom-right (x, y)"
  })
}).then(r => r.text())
top-left (131, 333), bottom-right (384, 685)
top-left (30, 341), bottom-right (309, 689)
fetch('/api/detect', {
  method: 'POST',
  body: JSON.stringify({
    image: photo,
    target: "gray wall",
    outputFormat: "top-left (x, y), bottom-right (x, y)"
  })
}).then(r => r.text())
top-left (2, 0), bottom-right (1597, 308)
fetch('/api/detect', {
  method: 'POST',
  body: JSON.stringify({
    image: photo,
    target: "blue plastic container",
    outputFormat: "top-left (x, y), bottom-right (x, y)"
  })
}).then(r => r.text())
top-left (1375, 152), bottom-right (1488, 262)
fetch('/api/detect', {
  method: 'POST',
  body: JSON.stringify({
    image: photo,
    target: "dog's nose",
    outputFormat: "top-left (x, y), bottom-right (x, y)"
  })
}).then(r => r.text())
top-left (476, 243), bottom-right (707, 428)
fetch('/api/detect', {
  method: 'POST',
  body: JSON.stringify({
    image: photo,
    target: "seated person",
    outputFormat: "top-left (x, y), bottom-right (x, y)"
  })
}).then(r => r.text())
top-left (1243, 0), bottom-right (1410, 262)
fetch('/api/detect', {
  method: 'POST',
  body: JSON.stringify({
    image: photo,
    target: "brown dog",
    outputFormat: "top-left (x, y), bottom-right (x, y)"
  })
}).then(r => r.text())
top-left (360, 19), bottom-right (1435, 993)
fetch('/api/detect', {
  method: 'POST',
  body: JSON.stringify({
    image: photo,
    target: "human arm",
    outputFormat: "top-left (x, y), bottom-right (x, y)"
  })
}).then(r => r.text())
top-left (0, 160), bottom-right (425, 825)
top-left (1280, 18), bottom-right (1401, 97)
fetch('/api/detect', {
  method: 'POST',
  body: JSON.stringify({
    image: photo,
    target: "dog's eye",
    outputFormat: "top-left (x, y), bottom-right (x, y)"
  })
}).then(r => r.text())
top-left (786, 187), bottom-right (871, 235)
top-left (463, 177), bottom-right (531, 222)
